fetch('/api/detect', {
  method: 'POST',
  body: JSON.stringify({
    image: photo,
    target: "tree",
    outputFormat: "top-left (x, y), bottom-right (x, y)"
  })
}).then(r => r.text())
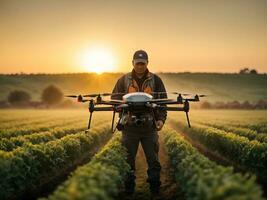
top-left (213, 101), bottom-right (225, 109)
top-left (239, 67), bottom-right (258, 74)
top-left (200, 101), bottom-right (212, 109)
top-left (255, 100), bottom-right (267, 109)
top-left (239, 68), bottom-right (250, 74)
top-left (227, 101), bottom-right (241, 109)
top-left (241, 101), bottom-right (252, 109)
top-left (250, 69), bottom-right (258, 74)
top-left (7, 90), bottom-right (31, 106)
top-left (41, 85), bottom-right (63, 106)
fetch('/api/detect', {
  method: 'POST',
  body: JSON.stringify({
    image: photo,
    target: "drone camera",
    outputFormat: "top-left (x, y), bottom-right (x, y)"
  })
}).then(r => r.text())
top-left (134, 118), bottom-right (145, 127)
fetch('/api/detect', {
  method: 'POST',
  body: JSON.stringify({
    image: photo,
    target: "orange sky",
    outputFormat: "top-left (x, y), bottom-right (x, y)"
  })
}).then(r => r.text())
top-left (0, 0), bottom-right (267, 73)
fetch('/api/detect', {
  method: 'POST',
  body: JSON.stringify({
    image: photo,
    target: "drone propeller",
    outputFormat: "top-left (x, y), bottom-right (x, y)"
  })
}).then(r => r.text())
top-left (65, 94), bottom-right (92, 102)
top-left (149, 98), bottom-right (174, 103)
top-left (65, 95), bottom-right (79, 98)
top-left (99, 99), bottom-right (124, 105)
top-left (151, 92), bottom-right (191, 96)
top-left (175, 92), bottom-right (209, 98)
top-left (172, 92), bottom-right (191, 96)
top-left (83, 93), bottom-right (107, 97)
top-left (83, 92), bottom-right (126, 98)
top-left (151, 92), bottom-right (168, 94)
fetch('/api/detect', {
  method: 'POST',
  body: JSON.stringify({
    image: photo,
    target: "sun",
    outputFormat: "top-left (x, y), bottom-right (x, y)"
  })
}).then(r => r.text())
top-left (80, 47), bottom-right (116, 74)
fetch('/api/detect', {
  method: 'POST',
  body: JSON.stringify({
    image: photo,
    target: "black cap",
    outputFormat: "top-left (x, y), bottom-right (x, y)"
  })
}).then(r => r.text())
top-left (133, 50), bottom-right (148, 64)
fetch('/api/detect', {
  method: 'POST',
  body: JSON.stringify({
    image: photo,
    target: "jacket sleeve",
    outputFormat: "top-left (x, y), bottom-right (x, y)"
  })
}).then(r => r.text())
top-left (154, 75), bottom-right (168, 124)
top-left (111, 75), bottom-right (125, 100)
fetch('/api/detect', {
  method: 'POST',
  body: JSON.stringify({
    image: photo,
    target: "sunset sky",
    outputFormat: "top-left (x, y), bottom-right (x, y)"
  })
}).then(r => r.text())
top-left (0, 0), bottom-right (267, 74)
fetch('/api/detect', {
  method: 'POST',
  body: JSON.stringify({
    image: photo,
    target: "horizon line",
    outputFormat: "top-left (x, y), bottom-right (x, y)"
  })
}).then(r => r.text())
top-left (0, 71), bottom-right (266, 75)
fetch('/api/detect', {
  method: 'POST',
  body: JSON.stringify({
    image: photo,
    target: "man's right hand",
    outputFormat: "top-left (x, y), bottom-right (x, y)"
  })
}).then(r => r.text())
top-left (155, 120), bottom-right (164, 131)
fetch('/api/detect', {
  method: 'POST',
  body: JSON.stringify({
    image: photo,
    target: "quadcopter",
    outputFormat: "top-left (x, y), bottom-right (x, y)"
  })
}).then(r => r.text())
top-left (66, 92), bottom-right (207, 132)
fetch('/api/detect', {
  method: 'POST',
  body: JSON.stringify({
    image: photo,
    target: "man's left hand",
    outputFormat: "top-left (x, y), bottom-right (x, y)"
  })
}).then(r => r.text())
top-left (156, 120), bottom-right (164, 131)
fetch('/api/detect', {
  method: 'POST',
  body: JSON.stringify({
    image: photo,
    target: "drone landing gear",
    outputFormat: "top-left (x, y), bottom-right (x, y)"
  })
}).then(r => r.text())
top-left (87, 112), bottom-right (93, 129)
top-left (184, 100), bottom-right (191, 128)
top-left (111, 110), bottom-right (118, 133)
top-left (165, 99), bottom-right (191, 128)
top-left (86, 99), bottom-right (120, 133)
top-left (85, 100), bottom-right (94, 132)
top-left (185, 111), bottom-right (191, 128)
top-left (85, 112), bottom-right (93, 133)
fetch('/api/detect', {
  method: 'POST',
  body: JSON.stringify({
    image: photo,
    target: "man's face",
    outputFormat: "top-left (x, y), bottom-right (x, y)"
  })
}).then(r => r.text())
top-left (132, 61), bottom-right (148, 74)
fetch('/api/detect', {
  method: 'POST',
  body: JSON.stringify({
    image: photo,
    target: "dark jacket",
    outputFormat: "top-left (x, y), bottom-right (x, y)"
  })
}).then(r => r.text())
top-left (111, 69), bottom-right (167, 124)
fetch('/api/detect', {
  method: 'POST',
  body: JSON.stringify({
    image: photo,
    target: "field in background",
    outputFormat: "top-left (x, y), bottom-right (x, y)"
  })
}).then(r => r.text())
top-left (1, 73), bottom-right (267, 102)
top-left (0, 109), bottom-right (267, 200)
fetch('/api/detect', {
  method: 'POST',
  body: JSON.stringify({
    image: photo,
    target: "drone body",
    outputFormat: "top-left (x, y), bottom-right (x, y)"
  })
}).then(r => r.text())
top-left (123, 92), bottom-right (153, 103)
top-left (66, 91), bottom-right (207, 132)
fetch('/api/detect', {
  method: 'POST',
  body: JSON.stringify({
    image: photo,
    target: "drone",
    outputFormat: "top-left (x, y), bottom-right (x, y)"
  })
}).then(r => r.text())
top-left (66, 92), bottom-right (207, 132)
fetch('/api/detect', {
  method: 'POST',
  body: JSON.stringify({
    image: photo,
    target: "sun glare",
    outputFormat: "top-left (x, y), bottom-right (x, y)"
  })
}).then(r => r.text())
top-left (80, 47), bottom-right (116, 74)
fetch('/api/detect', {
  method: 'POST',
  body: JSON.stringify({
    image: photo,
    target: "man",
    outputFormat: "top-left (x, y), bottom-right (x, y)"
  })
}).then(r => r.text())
top-left (111, 50), bottom-right (167, 195)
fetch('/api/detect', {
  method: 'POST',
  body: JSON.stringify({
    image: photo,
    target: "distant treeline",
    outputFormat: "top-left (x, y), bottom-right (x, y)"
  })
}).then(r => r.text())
top-left (199, 100), bottom-right (267, 109)
top-left (0, 84), bottom-right (266, 109)
top-left (1, 72), bottom-right (267, 108)
top-left (0, 85), bottom-right (81, 109)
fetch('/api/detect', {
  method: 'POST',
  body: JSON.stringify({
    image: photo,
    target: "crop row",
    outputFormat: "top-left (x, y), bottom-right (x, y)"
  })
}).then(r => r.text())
top-left (0, 120), bottom-right (108, 151)
top-left (193, 118), bottom-right (267, 134)
top-left (0, 124), bottom-right (113, 200)
top-left (231, 122), bottom-right (267, 134)
top-left (0, 117), bottom-right (89, 139)
top-left (0, 112), bottom-right (51, 125)
top-left (196, 121), bottom-right (267, 143)
top-left (162, 126), bottom-right (264, 200)
top-left (170, 119), bottom-right (267, 181)
top-left (0, 116), bottom-right (62, 130)
top-left (0, 116), bottom-right (106, 139)
top-left (0, 110), bottom-right (86, 126)
top-left (0, 112), bottom-right (87, 130)
top-left (41, 133), bottom-right (130, 200)
top-left (0, 113), bottom-right (86, 129)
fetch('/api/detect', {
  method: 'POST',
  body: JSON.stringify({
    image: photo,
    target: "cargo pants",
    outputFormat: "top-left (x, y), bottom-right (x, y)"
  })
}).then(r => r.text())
top-left (121, 124), bottom-right (161, 193)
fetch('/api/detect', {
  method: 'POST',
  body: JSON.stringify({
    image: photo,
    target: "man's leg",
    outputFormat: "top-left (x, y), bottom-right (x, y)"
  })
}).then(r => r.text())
top-left (121, 132), bottom-right (140, 194)
top-left (140, 131), bottom-right (161, 193)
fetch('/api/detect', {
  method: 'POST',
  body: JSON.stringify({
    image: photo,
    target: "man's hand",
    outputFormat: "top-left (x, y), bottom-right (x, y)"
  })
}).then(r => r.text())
top-left (156, 120), bottom-right (164, 131)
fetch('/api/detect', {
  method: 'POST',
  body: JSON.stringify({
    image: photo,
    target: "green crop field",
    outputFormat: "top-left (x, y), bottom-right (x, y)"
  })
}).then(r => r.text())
top-left (0, 109), bottom-right (267, 200)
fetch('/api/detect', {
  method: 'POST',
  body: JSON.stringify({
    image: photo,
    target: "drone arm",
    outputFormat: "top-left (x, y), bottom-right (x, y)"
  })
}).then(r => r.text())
top-left (93, 107), bottom-right (115, 111)
top-left (153, 100), bottom-right (179, 105)
top-left (159, 104), bottom-right (191, 128)
top-left (98, 100), bottom-right (124, 106)
top-left (165, 106), bottom-right (184, 111)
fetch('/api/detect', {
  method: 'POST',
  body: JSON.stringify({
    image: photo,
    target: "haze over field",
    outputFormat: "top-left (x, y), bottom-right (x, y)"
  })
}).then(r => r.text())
top-left (1, 73), bottom-right (266, 103)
